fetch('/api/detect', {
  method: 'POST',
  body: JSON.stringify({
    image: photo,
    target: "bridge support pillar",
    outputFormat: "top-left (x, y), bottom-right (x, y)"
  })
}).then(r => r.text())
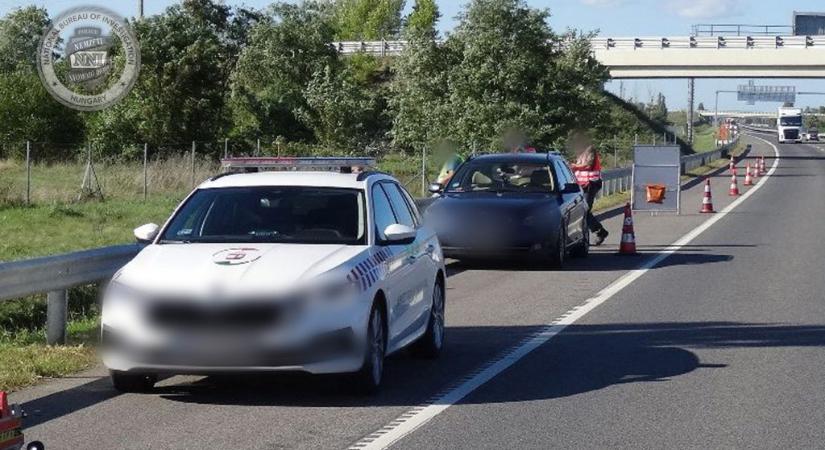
top-left (47, 289), bottom-right (68, 345)
top-left (687, 78), bottom-right (695, 144)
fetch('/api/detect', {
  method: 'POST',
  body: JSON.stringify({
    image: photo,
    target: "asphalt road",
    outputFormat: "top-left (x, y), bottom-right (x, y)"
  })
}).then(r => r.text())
top-left (13, 134), bottom-right (821, 449)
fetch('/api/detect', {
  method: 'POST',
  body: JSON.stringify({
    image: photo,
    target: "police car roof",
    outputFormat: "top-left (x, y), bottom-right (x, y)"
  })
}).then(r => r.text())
top-left (199, 171), bottom-right (392, 190)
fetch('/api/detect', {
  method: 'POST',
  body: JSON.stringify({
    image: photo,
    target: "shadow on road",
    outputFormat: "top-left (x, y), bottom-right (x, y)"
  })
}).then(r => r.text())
top-left (21, 322), bottom-right (825, 423)
top-left (445, 251), bottom-right (733, 273)
top-left (149, 321), bottom-right (825, 408)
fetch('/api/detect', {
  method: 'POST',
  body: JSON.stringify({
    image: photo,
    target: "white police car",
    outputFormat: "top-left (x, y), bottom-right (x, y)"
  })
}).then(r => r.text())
top-left (102, 158), bottom-right (446, 393)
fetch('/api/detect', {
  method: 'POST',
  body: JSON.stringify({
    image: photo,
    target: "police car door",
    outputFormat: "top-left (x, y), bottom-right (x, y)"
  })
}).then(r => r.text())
top-left (371, 183), bottom-right (421, 349)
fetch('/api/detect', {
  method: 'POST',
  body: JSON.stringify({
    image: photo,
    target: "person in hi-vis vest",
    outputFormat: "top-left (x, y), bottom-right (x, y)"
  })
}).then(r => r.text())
top-left (569, 133), bottom-right (610, 246)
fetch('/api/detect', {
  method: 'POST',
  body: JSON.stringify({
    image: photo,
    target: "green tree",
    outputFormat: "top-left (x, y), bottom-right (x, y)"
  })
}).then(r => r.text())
top-left (0, 7), bottom-right (84, 157)
top-left (0, 6), bottom-right (50, 72)
top-left (405, 0), bottom-right (439, 36)
top-left (390, 0), bottom-right (450, 151)
top-left (334, 0), bottom-right (406, 40)
top-left (230, 1), bottom-right (337, 147)
top-left (85, 0), bottom-right (248, 155)
top-left (646, 92), bottom-right (668, 124)
top-left (426, 0), bottom-right (608, 151)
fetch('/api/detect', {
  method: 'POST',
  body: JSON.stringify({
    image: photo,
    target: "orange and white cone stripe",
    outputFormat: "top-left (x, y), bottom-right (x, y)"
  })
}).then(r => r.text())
top-left (700, 178), bottom-right (715, 213)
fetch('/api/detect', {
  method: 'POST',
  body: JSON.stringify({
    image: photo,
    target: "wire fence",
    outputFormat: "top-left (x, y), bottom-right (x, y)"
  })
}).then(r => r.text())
top-left (0, 136), bottom-right (686, 206)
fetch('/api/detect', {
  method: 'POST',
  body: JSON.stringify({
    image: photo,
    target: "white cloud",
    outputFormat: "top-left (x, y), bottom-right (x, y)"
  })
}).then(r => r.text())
top-left (665, 0), bottom-right (742, 19)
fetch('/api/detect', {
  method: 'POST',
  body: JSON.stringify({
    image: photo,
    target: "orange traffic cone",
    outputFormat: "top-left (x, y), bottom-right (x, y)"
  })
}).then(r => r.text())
top-left (729, 155), bottom-right (735, 173)
top-left (759, 156), bottom-right (767, 175)
top-left (729, 171), bottom-right (740, 196)
top-left (618, 203), bottom-right (638, 256)
top-left (744, 163), bottom-right (754, 186)
top-left (700, 178), bottom-right (715, 213)
top-left (751, 160), bottom-right (759, 182)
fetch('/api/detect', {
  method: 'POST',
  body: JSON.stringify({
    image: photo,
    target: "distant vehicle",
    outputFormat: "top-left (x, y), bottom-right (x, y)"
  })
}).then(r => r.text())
top-left (101, 158), bottom-right (446, 394)
top-left (777, 107), bottom-right (803, 143)
top-left (808, 128), bottom-right (819, 141)
top-left (425, 153), bottom-right (589, 267)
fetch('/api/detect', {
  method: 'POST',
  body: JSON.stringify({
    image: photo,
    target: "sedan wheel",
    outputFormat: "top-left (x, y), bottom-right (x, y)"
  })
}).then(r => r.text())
top-left (571, 219), bottom-right (590, 258)
top-left (548, 229), bottom-right (566, 269)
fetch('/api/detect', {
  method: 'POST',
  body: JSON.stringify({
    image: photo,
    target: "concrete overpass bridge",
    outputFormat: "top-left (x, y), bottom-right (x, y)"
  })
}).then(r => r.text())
top-left (335, 35), bottom-right (825, 79)
top-left (698, 111), bottom-right (825, 119)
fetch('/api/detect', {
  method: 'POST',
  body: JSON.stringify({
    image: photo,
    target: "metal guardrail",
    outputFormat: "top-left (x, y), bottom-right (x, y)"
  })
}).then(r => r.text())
top-left (0, 245), bottom-right (142, 344)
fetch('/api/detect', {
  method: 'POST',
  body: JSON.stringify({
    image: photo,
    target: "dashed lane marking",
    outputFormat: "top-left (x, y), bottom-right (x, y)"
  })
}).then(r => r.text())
top-left (348, 136), bottom-right (781, 450)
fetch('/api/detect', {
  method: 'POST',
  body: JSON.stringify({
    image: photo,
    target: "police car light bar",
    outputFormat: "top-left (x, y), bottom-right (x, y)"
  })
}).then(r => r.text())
top-left (221, 157), bottom-right (377, 173)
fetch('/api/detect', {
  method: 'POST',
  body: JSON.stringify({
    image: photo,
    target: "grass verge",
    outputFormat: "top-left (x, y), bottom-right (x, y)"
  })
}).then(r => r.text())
top-left (0, 317), bottom-right (99, 392)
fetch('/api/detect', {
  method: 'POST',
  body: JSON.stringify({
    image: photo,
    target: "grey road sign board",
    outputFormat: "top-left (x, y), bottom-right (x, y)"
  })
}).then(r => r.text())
top-left (632, 145), bottom-right (682, 214)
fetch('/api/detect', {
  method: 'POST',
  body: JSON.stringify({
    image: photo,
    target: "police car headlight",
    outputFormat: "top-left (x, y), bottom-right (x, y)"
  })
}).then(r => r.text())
top-left (102, 281), bottom-right (144, 322)
top-left (312, 277), bottom-right (361, 303)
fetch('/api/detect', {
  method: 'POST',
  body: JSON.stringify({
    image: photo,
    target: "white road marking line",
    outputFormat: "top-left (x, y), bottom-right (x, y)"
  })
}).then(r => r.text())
top-left (348, 137), bottom-right (780, 450)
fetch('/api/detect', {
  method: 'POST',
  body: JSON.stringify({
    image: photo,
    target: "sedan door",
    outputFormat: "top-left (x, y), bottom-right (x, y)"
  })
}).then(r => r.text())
top-left (553, 160), bottom-right (586, 244)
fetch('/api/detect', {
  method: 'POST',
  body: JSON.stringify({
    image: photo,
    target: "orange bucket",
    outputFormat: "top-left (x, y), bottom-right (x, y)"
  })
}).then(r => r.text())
top-left (646, 184), bottom-right (667, 204)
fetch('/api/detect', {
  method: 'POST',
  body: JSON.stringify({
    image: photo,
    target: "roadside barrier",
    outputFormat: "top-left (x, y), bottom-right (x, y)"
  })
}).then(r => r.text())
top-left (751, 160), bottom-right (759, 182)
top-left (700, 178), bottom-right (716, 213)
top-left (618, 203), bottom-right (639, 255)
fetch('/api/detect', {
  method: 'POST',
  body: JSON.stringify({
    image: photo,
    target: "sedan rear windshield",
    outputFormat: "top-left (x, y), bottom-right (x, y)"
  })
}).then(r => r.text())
top-left (446, 161), bottom-right (556, 193)
top-left (160, 187), bottom-right (366, 245)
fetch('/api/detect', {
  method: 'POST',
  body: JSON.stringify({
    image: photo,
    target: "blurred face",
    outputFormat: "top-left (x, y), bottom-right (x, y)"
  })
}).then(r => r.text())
top-left (570, 133), bottom-right (592, 155)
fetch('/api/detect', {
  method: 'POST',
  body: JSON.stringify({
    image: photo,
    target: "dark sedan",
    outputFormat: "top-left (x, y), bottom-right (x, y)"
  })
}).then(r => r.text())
top-left (424, 153), bottom-right (590, 267)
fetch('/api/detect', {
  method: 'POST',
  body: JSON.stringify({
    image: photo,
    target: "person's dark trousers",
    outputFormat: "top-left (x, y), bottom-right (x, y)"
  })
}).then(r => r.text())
top-left (583, 180), bottom-right (607, 234)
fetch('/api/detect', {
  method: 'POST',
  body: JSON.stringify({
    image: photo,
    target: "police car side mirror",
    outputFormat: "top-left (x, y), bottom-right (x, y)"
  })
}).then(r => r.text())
top-left (134, 223), bottom-right (160, 244)
top-left (383, 224), bottom-right (417, 245)
top-left (428, 182), bottom-right (443, 194)
top-left (561, 183), bottom-right (581, 194)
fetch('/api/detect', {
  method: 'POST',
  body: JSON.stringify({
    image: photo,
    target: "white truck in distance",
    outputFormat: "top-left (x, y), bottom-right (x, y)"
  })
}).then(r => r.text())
top-left (777, 107), bottom-right (803, 144)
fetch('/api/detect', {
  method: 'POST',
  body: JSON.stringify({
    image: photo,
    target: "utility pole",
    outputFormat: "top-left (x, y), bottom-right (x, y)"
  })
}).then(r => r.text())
top-left (687, 78), bottom-right (695, 145)
top-left (138, 0), bottom-right (144, 19)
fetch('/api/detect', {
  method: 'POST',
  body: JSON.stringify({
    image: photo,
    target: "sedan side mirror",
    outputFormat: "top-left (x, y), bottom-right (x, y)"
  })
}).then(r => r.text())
top-left (383, 223), bottom-right (417, 245)
top-left (562, 183), bottom-right (582, 194)
top-left (428, 182), bottom-right (443, 194)
top-left (134, 223), bottom-right (160, 244)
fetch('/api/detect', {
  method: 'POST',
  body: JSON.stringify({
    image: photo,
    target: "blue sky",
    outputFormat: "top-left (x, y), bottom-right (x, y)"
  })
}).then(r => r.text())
top-left (4, 0), bottom-right (825, 111)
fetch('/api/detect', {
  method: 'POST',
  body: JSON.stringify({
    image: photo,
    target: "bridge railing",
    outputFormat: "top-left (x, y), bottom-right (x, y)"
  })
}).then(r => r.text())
top-left (333, 36), bottom-right (825, 57)
top-left (591, 35), bottom-right (825, 51)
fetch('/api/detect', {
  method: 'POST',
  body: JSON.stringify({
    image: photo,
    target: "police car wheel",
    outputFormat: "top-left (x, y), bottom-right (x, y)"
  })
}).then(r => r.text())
top-left (110, 370), bottom-right (157, 393)
top-left (351, 304), bottom-right (386, 394)
top-left (411, 281), bottom-right (446, 359)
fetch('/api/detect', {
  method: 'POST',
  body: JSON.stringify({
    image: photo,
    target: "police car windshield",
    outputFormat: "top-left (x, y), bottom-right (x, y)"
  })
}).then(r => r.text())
top-left (446, 162), bottom-right (556, 193)
top-left (160, 187), bottom-right (366, 245)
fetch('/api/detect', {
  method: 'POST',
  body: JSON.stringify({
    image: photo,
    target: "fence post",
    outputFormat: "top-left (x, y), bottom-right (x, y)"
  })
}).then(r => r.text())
top-left (46, 289), bottom-right (68, 345)
top-left (421, 146), bottom-right (427, 197)
top-left (143, 143), bottom-right (148, 201)
top-left (256, 138), bottom-right (261, 156)
top-left (25, 141), bottom-right (31, 205)
top-left (224, 138), bottom-right (229, 159)
top-left (191, 141), bottom-right (196, 188)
